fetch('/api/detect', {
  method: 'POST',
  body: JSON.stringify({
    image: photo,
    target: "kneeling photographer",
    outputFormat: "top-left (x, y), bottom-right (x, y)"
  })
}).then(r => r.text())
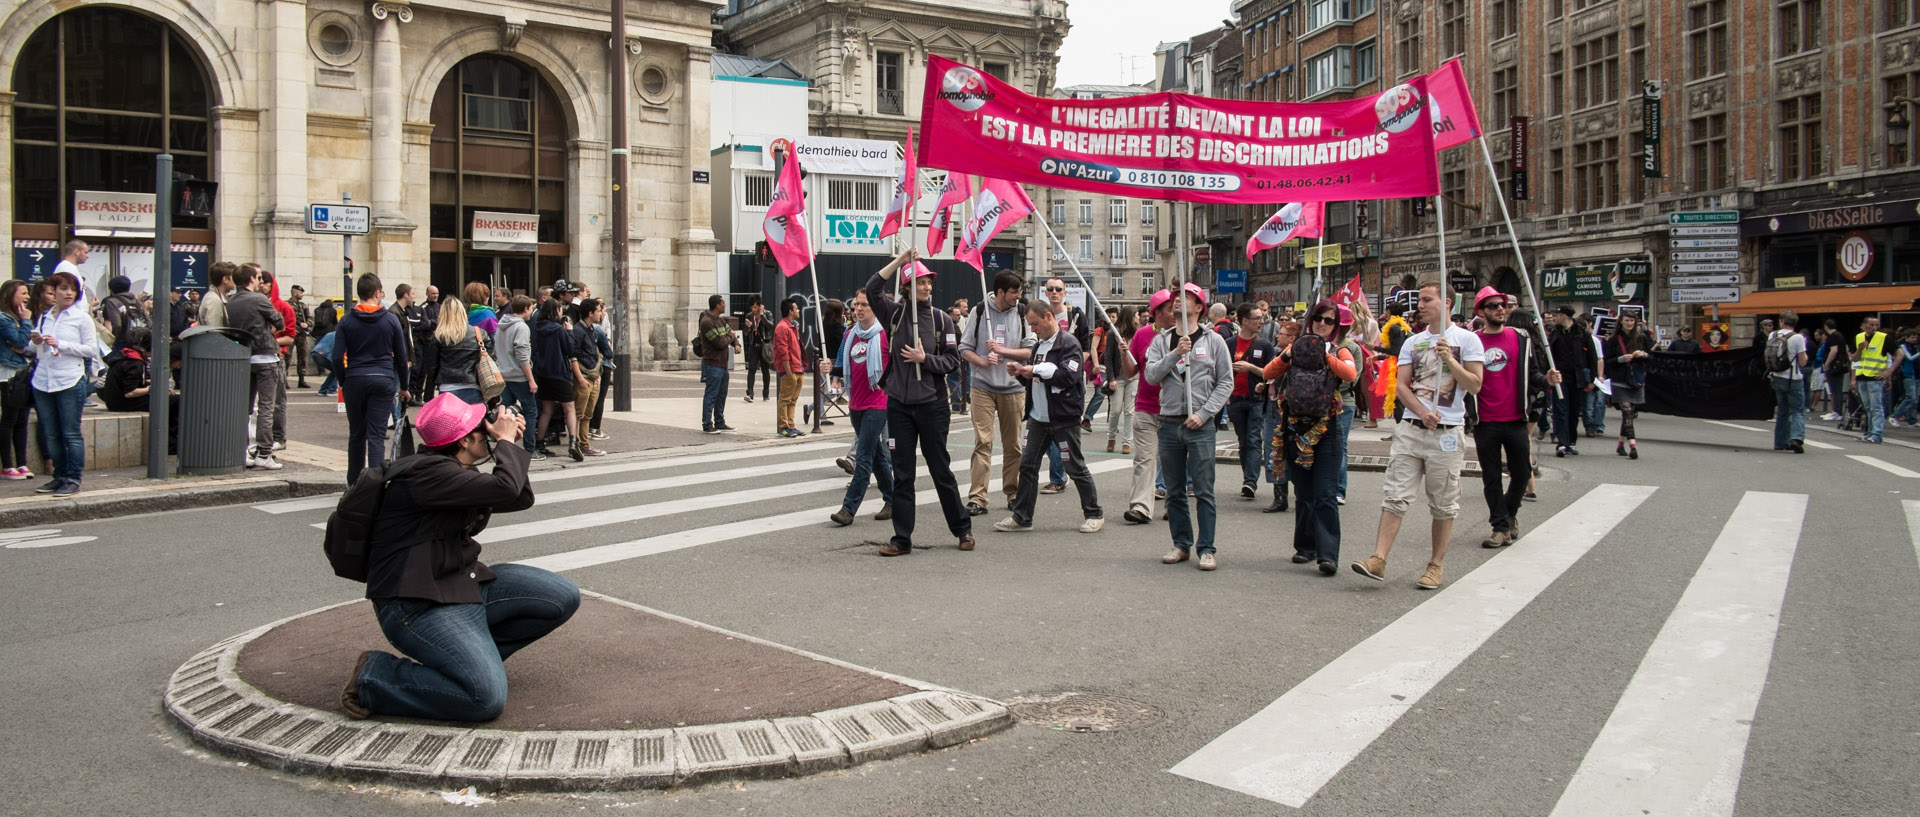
top-left (342, 393), bottom-right (579, 722)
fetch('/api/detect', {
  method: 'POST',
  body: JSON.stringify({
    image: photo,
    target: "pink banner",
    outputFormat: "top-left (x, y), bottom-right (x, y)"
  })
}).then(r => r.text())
top-left (1427, 59), bottom-right (1484, 151)
top-left (1246, 202), bottom-right (1326, 259)
top-left (1330, 274), bottom-right (1367, 309)
top-left (926, 172), bottom-right (971, 254)
top-left (918, 55), bottom-right (1440, 204)
top-left (763, 151), bottom-right (812, 277)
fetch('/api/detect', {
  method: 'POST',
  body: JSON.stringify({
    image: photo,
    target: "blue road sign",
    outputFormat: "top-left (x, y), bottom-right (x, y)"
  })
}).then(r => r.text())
top-left (1216, 268), bottom-right (1248, 294)
top-left (172, 250), bottom-right (208, 291)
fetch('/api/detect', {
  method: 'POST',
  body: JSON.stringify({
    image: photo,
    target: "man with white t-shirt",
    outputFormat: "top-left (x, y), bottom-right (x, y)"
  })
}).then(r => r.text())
top-left (1353, 281), bottom-right (1485, 590)
top-left (1767, 311), bottom-right (1808, 453)
top-left (53, 240), bottom-right (88, 278)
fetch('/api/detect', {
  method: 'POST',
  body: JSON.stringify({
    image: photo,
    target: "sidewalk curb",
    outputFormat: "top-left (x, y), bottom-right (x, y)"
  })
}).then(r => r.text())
top-left (0, 475), bottom-right (342, 530)
top-left (163, 593), bottom-right (1014, 792)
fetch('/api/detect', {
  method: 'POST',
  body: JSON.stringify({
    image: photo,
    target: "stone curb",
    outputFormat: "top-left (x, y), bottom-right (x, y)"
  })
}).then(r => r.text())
top-left (163, 594), bottom-right (1014, 792)
top-left (0, 474), bottom-right (341, 530)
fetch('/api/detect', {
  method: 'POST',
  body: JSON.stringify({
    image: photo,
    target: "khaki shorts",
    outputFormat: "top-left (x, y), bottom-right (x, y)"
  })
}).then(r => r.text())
top-left (1380, 421), bottom-right (1466, 520)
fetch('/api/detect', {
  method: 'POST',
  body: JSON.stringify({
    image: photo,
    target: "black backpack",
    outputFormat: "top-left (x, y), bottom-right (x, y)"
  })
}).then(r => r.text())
top-left (1763, 331), bottom-right (1793, 374)
top-left (322, 455), bottom-right (424, 582)
top-left (1283, 332), bottom-right (1338, 418)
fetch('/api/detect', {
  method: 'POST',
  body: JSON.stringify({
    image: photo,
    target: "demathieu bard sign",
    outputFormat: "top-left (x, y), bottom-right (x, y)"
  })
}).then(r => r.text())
top-left (916, 55), bottom-right (1446, 204)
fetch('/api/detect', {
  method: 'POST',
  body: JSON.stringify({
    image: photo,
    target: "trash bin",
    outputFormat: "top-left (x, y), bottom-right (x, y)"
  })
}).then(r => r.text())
top-left (177, 325), bottom-right (253, 475)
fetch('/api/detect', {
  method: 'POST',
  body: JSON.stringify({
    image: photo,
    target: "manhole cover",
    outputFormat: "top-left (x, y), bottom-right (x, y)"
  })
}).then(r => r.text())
top-left (1005, 692), bottom-right (1164, 733)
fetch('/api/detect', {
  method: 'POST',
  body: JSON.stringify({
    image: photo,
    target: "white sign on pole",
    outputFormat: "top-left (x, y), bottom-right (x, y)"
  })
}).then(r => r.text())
top-left (1672, 262), bottom-right (1741, 273)
top-left (1670, 237), bottom-right (1740, 249)
top-left (1671, 250), bottom-right (1740, 261)
top-left (1668, 224), bottom-right (1741, 237)
top-left (73, 190), bottom-right (158, 233)
top-left (1671, 274), bottom-right (1741, 287)
top-left (306, 203), bottom-right (371, 235)
top-left (1670, 287), bottom-right (1741, 304)
top-left (471, 211), bottom-right (539, 251)
top-left (768, 136), bottom-right (899, 177)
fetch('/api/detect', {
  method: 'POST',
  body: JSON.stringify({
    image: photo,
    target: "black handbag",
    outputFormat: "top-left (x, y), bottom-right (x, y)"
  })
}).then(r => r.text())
top-left (4, 367), bottom-right (32, 409)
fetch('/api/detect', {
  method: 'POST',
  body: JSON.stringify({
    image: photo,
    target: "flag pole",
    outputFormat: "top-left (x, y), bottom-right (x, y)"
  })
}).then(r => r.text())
top-left (1176, 198), bottom-right (1192, 416)
top-left (1475, 135), bottom-right (1563, 398)
top-left (1312, 227), bottom-right (1328, 304)
top-left (1033, 215), bottom-right (1120, 338)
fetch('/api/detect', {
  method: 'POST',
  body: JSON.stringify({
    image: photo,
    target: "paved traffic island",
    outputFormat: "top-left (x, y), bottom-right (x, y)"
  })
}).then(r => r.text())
top-left (164, 593), bottom-right (1011, 791)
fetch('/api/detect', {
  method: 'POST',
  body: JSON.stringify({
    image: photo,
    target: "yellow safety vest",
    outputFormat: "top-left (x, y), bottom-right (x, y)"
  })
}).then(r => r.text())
top-left (1855, 331), bottom-right (1891, 377)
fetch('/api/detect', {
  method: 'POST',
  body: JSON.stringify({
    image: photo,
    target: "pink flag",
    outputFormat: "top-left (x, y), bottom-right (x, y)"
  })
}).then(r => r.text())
top-left (926, 172), bottom-right (972, 254)
top-left (955, 178), bottom-right (1035, 272)
top-left (1330, 273), bottom-right (1367, 309)
top-left (1425, 59), bottom-right (1484, 151)
top-left (880, 128), bottom-right (918, 239)
top-left (1245, 202), bottom-right (1326, 260)
top-left (762, 150), bottom-right (812, 277)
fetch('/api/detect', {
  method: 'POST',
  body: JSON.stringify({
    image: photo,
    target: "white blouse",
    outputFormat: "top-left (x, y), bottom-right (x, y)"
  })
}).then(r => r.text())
top-left (31, 304), bottom-right (100, 393)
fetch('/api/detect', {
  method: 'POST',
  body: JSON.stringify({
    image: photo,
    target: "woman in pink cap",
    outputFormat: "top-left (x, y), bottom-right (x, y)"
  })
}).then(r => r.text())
top-left (340, 393), bottom-right (579, 722)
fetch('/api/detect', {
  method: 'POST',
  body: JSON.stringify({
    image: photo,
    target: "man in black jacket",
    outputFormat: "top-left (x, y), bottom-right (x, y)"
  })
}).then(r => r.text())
top-left (996, 301), bottom-right (1104, 534)
top-left (228, 265), bottom-right (286, 470)
top-left (1546, 307), bottom-right (1595, 456)
top-left (342, 393), bottom-right (578, 722)
top-left (865, 249), bottom-right (973, 555)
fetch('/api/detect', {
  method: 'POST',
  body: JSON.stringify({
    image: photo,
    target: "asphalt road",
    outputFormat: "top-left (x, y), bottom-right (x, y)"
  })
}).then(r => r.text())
top-left (1, 411), bottom-right (1916, 816)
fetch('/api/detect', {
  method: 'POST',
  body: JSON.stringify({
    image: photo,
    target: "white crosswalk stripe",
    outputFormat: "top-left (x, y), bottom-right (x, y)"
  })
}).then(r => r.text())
top-left (1550, 491), bottom-right (1805, 817)
top-left (1849, 455), bottom-right (1920, 478)
top-left (1170, 483), bottom-right (1658, 807)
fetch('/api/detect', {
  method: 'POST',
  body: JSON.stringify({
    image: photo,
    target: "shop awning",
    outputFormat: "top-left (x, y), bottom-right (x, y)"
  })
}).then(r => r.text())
top-left (1714, 285), bottom-right (1920, 316)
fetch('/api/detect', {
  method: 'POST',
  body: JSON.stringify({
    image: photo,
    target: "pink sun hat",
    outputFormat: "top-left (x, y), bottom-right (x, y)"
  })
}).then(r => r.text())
top-left (415, 393), bottom-right (488, 447)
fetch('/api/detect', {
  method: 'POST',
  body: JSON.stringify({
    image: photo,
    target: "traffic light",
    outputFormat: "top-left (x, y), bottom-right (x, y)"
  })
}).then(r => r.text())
top-left (174, 179), bottom-right (217, 218)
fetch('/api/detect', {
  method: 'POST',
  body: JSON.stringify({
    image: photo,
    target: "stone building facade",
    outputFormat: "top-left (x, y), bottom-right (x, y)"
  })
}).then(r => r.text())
top-left (2, 0), bottom-right (721, 365)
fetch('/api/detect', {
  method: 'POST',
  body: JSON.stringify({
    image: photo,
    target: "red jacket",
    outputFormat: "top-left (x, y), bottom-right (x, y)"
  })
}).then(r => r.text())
top-left (268, 279), bottom-right (297, 357)
top-left (773, 318), bottom-right (804, 374)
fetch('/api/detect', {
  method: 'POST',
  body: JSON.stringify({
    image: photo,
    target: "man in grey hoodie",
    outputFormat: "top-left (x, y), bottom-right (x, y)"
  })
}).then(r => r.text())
top-left (227, 264), bottom-right (286, 470)
top-left (494, 295), bottom-right (540, 456)
top-left (1144, 283), bottom-right (1234, 571)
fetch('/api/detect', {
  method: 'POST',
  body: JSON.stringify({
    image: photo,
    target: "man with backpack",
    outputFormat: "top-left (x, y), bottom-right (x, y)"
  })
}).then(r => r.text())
top-left (98, 276), bottom-right (148, 352)
top-left (1766, 311), bottom-right (1809, 453)
top-left (961, 271), bottom-right (1028, 517)
top-left (995, 301), bottom-right (1104, 535)
top-left (866, 249), bottom-right (974, 556)
top-left (1468, 288), bottom-right (1558, 549)
top-left (336, 392), bottom-right (579, 722)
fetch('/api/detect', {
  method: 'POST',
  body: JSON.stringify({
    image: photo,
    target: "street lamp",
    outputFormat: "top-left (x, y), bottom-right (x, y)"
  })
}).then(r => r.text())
top-left (1888, 97), bottom-right (1920, 165)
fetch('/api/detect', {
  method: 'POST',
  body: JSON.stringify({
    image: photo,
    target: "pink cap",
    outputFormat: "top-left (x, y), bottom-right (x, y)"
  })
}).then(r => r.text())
top-left (1147, 288), bottom-right (1174, 316)
top-left (903, 261), bottom-right (938, 282)
top-left (1182, 282), bottom-right (1208, 306)
top-left (1336, 304), bottom-right (1354, 326)
top-left (1473, 285), bottom-right (1505, 309)
top-left (415, 393), bottom-right (487, 447)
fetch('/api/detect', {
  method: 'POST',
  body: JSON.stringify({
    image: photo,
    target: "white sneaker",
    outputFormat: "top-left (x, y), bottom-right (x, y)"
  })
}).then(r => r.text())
top-left (1079, 517), bottom-right (1104, 533)
top-left (271, 441), bottom-right (286, 451)
top-left (1822, 412), bottom-right (1841, 421)
top-left (244, 451), bottom-right (257, 468)
top-left (253, 455), bottom-right (283, 471)
top-left (993, 516), bottom-right (1031, 532)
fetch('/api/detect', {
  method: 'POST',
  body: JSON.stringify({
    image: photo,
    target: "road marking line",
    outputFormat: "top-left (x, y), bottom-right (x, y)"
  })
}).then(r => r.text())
top-left (532, 457), bottom-right (838, 505)
top-left (1549, 492), bottom-right (1805, 817)
top-left (1848, 455), bottom-right (1920, 478)
top-left (250, 442), bottom-right (846, 513)
top-left (515, 459), bottom-right (1133, 573)
top-left (1903, 501), bottom-right (1920, 578)
top-left (1168, 483), bottom-right (1658, 808)
top-left (1703, 419), bottom-right (1843, 450)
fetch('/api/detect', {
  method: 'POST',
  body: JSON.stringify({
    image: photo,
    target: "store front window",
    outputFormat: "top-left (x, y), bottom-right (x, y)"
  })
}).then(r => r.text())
top-left (11, 7), bottom-right (214, 280)
top-left (1762, 227), bottom-right (1919, 290)
top-left (428, 55), bottom-right (569, 298)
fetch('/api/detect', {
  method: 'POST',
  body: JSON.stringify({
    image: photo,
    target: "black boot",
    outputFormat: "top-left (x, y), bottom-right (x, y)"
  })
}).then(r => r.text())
top-left (1263, 483), bottom-right (1289, 513)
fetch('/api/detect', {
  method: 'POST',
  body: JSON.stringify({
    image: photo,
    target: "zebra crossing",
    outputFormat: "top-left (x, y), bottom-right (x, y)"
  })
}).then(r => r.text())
top-left (241, 442), bottom-right (1904, 814)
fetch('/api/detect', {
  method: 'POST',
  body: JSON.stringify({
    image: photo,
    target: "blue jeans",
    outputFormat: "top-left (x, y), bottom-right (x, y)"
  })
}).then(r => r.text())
top-left (1551, 390), bottom-right (1580, 449)
top-left (1157, 421), bottom-right (1218, 554)
top-left (1895, 377), bottom-right (1920, 424)
top-left (1334, 404), bottom-right (1355, 498)
top-left (1262, 398), bottom-right (1282, 484)
top-left (344, 373), bottom-right (397, 484)
top-left (1046, 441), bottom-right (1065, 485)
top-left (501, 381), bottom-right (540, 452)
top-left (356, 564), bottom-right (580, 722)
top-left (310, 353), bottom-right (338, 394)
top-left (1583, 388), bottom-right (1607, 434)
top-left (32, 382), bottom-right (85, 481)
top-left (1226, 396), bottom-right (1266, 488)
top-left (1772, 377), bottom-right (1806, 449)
top-left (1859, 379), bottom-right (1888, 439)
top-left (700, 364), bottom-right (729, 430)
top-left (442, 386), bottom-right (484, 405)
top-left (841, 407), bottom-right (894, 512)
top-left (948, 368), bottom-right (971, 411)
top-left (1083, 387), bottom-right (1105, 423)
top-left (1286, 424), bottom-right (1342, 564)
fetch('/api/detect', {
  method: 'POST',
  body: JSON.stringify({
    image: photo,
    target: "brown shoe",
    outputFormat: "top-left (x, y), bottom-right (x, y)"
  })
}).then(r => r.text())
top-left (1481, 530), bottom-right (1508, 549)
top-left (877, 544), bottom-right (911, 557)
top-left (1121, 444), bottom-right (1131, 455)
top-left (1417, 562), bottom-right (1445, 590)
top-left (1040, 482), bottom-right (1066, 494)
top-left (1161, 547), bottom-right (1189, 564)
top-left (1106, 440), bottom-right (1116, 453)
top-left (341, 650), bottom-right (376, 719)
top-left (830, 508), bottom-right (854, 527)
top-left (1352, 555), bottom-right (1387, 581)
top-left (1197, 553), bottom-right (1218, 571)
top-left (874, 504), bottom-right (893, 521)
top-left (957, 533), bottom-right (976, 551)
top-left (1507, 518), bottom-right (1521, 542)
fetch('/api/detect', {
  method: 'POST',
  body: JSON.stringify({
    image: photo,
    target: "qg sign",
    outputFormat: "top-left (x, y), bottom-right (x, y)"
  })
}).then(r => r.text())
top-left (823, 214), bottom-right (885, 249)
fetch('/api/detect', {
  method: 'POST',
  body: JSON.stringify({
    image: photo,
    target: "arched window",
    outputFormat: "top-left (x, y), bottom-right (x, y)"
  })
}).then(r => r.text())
top-left (428, 55), bottom-right (569, 297)
top-left (12, 8), bottom-right (214, 233)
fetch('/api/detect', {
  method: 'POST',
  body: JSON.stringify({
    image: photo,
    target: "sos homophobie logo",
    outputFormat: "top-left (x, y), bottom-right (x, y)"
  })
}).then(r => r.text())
top-left (940, 66), bottom-right (994, 112)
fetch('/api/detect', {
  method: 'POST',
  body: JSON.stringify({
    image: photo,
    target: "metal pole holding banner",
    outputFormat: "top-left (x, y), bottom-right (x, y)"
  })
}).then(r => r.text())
top-left (1311, 229), bottom-right (1328, 304)
top-left (609, 0), bottom-right (632, 412)
top-left (1474, 135), bottom-right (1564, 399)
top-left (1032, 214), bottom-right (1122, 340)
top-left (149, 155), bottom-right (173, 479)
top-left (1178, 200), bottom-right (1192, 415)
